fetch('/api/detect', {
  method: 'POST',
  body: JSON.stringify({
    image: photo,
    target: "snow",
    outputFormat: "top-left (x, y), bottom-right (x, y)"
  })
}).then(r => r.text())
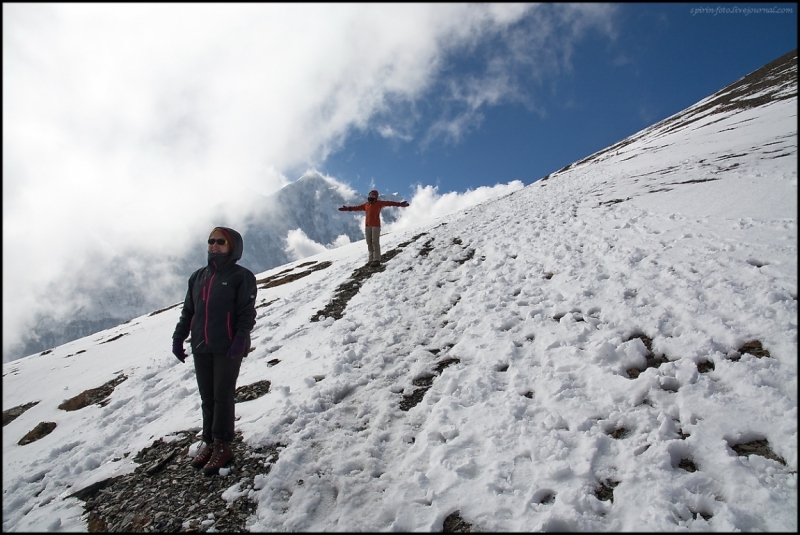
top-left (3, 74), bottom-right (797, 532)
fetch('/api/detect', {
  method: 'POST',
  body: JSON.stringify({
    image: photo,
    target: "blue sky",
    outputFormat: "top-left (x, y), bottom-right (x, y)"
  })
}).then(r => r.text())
top-left (322, 3), bottom-right (798, 198)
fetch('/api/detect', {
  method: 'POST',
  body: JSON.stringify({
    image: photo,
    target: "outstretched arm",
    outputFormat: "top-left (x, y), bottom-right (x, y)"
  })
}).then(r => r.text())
top-left (339, 203), bottom-right (367, 212)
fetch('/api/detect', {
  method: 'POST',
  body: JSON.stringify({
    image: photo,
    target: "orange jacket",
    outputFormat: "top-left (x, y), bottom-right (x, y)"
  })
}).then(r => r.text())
top-left (342, 200), bottom-right (407, 227)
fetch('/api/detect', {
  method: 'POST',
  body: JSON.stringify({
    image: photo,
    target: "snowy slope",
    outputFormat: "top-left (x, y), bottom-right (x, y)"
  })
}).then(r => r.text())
top-left (2, 50), bottom-right (796, 532)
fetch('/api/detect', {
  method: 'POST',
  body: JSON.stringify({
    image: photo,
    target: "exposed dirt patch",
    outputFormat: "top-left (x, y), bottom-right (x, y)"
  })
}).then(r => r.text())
top-left (100, 333), bottom-right (128, 344)
top-left (739, 340), bottom-right (770, 358)
top-left (257, 261), bottom-right (332, 289)
top-left (310, 265), bottom-right (378, 322)
top-left (594, 479), bottom-right (620, 502)
top-left (234, 380), bottom-right (272, 403)
top-left (609, 427), bottom-right (631, 439)
top-left (442, 511), bottom-right (472, 533)
top-left (148, 302), bottom-right (183, 317)
top-left (678, 459), bottom-right (698, 472)
top-left (598, 197), bottom-right (631, 207)
top-left (454, 248), bottom-right (475, 265)
top-left (553, 309), bottom-right (588, 322)
top-left (434, 356), bottom-right (459, 375)
top-left (3, 366), bottom-right (21, 377)
top-left (398, 388), bottom-right (428, 412)
top-left (671, 178), bottom-right (721, 185)
top-left (676, 423), bottom-right (691, 440)
top-left (418, 238), bottom-right (435, 257)
top-left (3, 400), bottom-right (40, 426)
top-left (256, 298), bottom-right (279, 310)
top-left (18, 421), bottom-right (57, 445)
top-left (58, 374), bottom-right (129, 411)
top-left (697, 360), bottom-right (715, 373)
top-left (625, 334), bottom-right (669, 378)
top-left (535, 490), bottom-right (556, 504)
top-left (400, 356), bottom-right (460, 412)
top-left (730, 438), bottom-right (786, 465)
top-left (80, 431), bottom-right (282, 532)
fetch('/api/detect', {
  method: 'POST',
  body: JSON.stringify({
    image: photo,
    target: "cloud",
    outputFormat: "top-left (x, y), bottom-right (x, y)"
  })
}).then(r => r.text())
top-left (282, 181), bottom-right (525, 261)
top-left (418, 4), bottom-right (618, 146)
top-left (284, 229), bottom-right (344, 262)
top-left (2, 4), bottom-right (616, 359)
top-left (377, 125), bottom-right (413, 142)
top-left (385, 181), bottom-right (526, 234)
top-left (329, 234), bottom-right (353, 249)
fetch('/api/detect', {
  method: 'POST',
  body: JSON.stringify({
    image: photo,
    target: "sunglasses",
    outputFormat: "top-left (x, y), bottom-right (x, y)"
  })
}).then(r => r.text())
top-left (208, 238), bottom-right (229, 245)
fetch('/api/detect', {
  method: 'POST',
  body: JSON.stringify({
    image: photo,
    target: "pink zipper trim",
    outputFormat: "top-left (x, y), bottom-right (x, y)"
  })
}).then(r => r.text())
top-left (204, 271), bottom-right (216, 345)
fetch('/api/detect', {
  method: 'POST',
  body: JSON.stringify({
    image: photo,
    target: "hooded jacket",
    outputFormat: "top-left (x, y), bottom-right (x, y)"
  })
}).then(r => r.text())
top-left (173, 227), bottom-right (257, 355)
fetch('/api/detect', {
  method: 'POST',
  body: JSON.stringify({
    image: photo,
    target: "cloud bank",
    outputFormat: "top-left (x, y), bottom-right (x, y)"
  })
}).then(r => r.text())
top-left (282, 180), bottom-right (525, 262)
top-left (3, 4), bottom-right (615, 359)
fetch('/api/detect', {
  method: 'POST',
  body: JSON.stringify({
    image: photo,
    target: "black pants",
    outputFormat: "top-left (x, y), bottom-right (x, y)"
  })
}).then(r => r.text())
top-left (193, 352), bottom-right (242, 443)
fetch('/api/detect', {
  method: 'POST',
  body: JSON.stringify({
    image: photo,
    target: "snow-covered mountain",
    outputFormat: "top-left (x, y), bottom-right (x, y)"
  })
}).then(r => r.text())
top-left (2, 49), bottom-right (796, 532)
top-left (6, 172), bottom-right (399, 363)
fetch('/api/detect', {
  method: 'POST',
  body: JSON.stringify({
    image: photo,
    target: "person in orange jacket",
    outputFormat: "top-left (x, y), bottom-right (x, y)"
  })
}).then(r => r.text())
top-left (339, 189), bottom-right (409, 267)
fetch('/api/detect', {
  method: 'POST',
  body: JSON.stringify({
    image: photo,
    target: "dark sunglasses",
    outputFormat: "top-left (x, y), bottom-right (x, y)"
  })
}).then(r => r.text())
top-left (208, 238), bottom-right (229, 245)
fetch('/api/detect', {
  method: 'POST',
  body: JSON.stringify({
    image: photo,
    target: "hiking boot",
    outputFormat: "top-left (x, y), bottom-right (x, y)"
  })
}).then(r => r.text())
top-left (202, 440), bottom-right (233, 476)
top-left (190, 441), bottom-right (213, 469)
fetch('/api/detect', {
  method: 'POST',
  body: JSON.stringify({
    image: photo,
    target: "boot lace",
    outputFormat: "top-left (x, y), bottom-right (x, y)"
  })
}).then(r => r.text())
top-left (208, 442), bottom-right (229, 466)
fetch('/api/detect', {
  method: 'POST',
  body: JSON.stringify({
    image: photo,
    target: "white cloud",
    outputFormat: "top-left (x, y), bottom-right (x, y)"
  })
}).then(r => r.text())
top-left (377, 125), bottom-right (413, 142)
top-left (329, 234), bottom-right (352, 249)
top-left (284, 229), bottom-right (341, 262)
top-left (284, 229), bottom-right (328, 261)
top-left (2, 3), bottom-right (616, 358)
top-left (385, 181), bottom-right (526, 234)
top-left (419, 4), bottom-right (618, 146)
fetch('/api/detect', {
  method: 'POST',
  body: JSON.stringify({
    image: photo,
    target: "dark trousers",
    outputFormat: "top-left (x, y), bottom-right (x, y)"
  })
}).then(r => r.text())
top-left (193, 352), bottom-right (242, 443)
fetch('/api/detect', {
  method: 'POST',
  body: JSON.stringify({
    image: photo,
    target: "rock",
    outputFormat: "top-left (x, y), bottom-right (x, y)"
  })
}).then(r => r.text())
top-left (81, 431), bottom-right (283, 532)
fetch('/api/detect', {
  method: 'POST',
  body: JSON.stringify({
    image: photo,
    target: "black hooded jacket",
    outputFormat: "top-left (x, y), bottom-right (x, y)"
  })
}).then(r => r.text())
top-left (173, 227), bottom-right (257, 354)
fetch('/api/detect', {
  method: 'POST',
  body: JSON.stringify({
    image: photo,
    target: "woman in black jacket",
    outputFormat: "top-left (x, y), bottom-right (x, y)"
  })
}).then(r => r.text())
top-left (172, 226), bottom-right (257, 475)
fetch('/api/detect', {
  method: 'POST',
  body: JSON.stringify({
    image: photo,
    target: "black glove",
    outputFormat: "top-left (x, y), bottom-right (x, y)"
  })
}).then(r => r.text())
top-left (227, 336), bottom-right (247, 359)
top-left (338, 206), bottom-right (348, 212)
top-left (400, 201), bottom-right (409, 207)
top-left (172, 338), bottom-right (188, 363)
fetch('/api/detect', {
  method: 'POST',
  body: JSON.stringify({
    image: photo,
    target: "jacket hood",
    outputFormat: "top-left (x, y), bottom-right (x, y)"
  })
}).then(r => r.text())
top-left (209, 226), bottom-right (243, 270)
